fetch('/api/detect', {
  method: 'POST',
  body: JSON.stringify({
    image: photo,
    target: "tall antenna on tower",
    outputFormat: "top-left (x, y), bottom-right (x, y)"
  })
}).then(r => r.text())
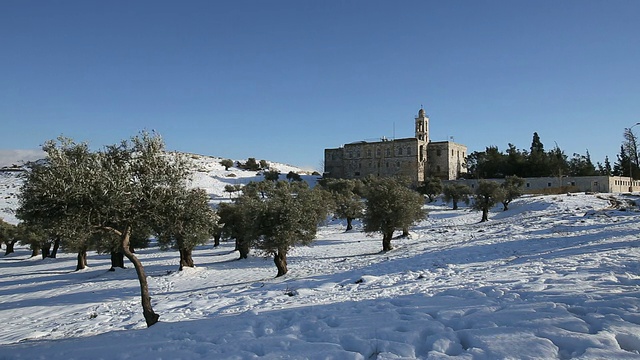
top-left (393, 122), bottom-right (396, 140)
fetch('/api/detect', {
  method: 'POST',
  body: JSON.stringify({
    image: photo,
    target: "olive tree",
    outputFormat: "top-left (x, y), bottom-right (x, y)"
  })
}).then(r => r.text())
top-left (363, 177), bottom-right (426, 251)
top-left (253, 181), bottom-right (329, 277)
top-left (473, 180), bottom-right (505, 222)
top-left (442, 183), bottom-right (472, 210)
top-left (220, 159), bottom-right (234, 171)
top-left (218, 195), bottom-right (262, 259)
top-left (319, 178), bottom-right (364, 231)
top-left (0, 219), bottom-right (18, 256)
top-left (155, 188), bottom-right (218, 270)
top-left (17, 132), bottom-right (190, 327)
top-left (501, 176), bottom-right (524, 211)
top-left (417, 177), bottom-right (443, 202)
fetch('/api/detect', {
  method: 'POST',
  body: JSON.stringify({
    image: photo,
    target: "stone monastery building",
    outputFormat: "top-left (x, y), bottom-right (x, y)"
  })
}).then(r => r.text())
top-left (324, 108), bottom-right (467, 184)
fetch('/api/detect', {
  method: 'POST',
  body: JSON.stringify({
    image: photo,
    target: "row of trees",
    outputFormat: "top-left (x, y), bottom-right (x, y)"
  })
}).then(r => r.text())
top-left (466, 132), bottom-right (614, 179)
top-left (418, 176), bottom-right (524, 221)
top-left (14, 133), bottom-right (218, 327)
top-left (7, 133), bottom-right (430, 328)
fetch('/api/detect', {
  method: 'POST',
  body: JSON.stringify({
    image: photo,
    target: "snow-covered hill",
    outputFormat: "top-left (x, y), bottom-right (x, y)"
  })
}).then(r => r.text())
top-left (2, 185), bottom-right (640, 359)
top-left (0, 153), bottom-right (315, 224)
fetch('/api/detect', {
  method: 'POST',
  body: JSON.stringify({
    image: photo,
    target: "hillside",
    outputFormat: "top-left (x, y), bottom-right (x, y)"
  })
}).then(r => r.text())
top-left (0, 153), bottom-right (313, 225)
top-left (2, 174), bottom-right (640, 359)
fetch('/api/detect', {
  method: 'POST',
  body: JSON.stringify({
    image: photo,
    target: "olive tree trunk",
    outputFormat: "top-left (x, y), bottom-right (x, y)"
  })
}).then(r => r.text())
top-left (346, 217), bottom-right (354, 231)
top-left (75, 247), bottom-right (88, 271)
top-left (274, 249), bottom-right (288, 277)
top-left (213, 230), bottom-right (221, 247)
top-left (382, 231), bottom-right (394, 252)
top-left (30, 245), bottom-right (40, 258)
top-left (109, 251), bottom-right (125, 270)
top-left (119, 224), bottom-right (159, 327)
top-left (50, 237), bottom-right (60, 258)
top-left (236, 238), bottom-right (250, 259)
top-left (4, 240), bottom-right (16, 255)
top-left (179, 248), bottom-right (194, 271)
top-left (481, 207), bottom-right (489, 222)
top-left (41, 243), bottom-right (51, 259)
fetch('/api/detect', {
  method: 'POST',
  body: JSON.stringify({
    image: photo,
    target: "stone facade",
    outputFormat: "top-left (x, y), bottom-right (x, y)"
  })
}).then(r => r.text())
top-left (324, 108), bottom-right (467, 183)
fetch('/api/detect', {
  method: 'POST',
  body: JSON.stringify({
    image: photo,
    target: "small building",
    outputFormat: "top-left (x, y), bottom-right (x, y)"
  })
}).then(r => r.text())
top-left (445, 175), bottom-right (640, 194)
top-left (324, 108), bottom-right (467, 184)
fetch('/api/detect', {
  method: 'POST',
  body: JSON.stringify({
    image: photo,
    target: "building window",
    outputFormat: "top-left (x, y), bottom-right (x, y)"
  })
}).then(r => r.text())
top-left (386, 162), bottom-right (389, 168)
top-left (526, 183), bottom-right (530, 188)
top-left (398, 148), bottom-right (403, 155)
top-left (396, 161), bottom-right (400, 168)
top-left (355, 172), bottom-right (360, 176)
top-left (376, 148), bottom-right (381, 157)
top-left (548, 182), bottom-right (552, 187)
top-left (407, 147), bottom-right (411, 155)
top-left (452, 150), bottom-right (454, 157)
top-left (437, 165), bottom-right (441, 173)
top-left (367, 149), bottom-right (371, 157)
top-left (437, 149), bottom-right (442, 156)
top-left (386, 148), bottom-right (391, 157)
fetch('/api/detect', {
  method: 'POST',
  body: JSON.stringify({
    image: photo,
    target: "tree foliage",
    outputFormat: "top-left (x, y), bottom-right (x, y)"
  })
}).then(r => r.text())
top-left (466, 132), bottom-right (609, 179)
top-left (442, 183), bottom-right (472, 210)
top-left (417, 177), bottom-right (443, 202)
top-left (250, 181), bottom-right (329, 277)
top-left (155, 188), bottom-right (218, 270)
top-left (363, 177), bottom-right (425, 251)
top-left (500, 176), bottom-right (524, 211)
top-left (16, 132), bottom-right (191, 327)
top-left (319, 178), bottom-right (364, 231)
top-left (220, 159), bottom-right (234, 171)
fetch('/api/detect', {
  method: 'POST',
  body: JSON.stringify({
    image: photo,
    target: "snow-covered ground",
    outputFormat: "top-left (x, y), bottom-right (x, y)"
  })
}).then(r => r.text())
top-left (2, 156), bottom-right (640, 359)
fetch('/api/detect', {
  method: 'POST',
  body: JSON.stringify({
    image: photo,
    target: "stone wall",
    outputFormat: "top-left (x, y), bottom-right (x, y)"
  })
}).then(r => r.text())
top-left (426, 141), bottom-right (467, 180)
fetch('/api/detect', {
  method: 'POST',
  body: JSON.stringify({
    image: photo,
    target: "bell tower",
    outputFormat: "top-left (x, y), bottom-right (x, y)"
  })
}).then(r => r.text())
top-left (415, 107), bottom-right (429, 142)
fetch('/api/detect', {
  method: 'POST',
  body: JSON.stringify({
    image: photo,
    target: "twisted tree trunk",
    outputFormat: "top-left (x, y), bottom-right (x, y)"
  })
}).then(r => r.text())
top-left (274, 249), bottom-right (288, 277)
top-left (119, 224), bottom-right (159, 327)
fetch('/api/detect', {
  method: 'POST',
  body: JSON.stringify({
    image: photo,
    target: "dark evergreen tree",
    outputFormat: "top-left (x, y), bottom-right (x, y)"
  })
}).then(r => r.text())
top-left (613, 145), bottom-right (633, 177)
top-left (568, 151), bottom-right (597, 176)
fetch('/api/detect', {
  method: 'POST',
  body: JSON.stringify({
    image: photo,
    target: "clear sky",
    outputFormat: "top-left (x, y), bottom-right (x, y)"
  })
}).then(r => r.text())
top-left (2, 1), bottom-right (639, 170)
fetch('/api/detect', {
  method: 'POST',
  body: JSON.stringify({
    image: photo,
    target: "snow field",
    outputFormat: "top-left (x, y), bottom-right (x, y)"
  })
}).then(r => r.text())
top-left (2, 157), bottom-right (640, 359)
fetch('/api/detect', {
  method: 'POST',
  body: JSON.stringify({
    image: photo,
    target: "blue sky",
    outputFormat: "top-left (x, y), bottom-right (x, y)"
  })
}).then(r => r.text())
top-left (1, 1), bottom-right (639, 170)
